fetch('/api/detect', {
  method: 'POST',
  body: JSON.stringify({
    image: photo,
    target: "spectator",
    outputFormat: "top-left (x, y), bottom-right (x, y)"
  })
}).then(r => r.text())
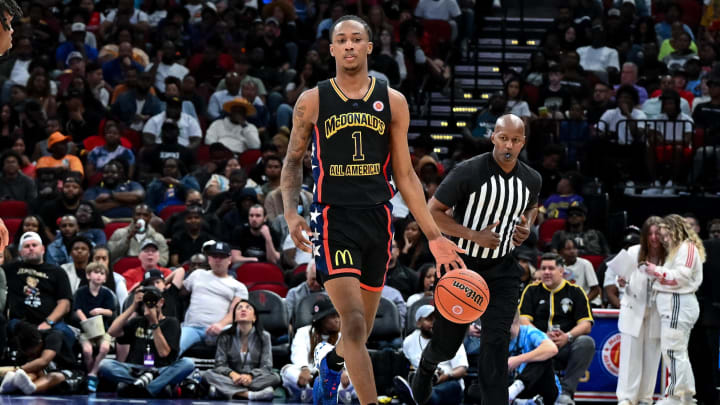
top-left (655, 5), bottom-right (695, 48)
top-left (0, 150), bottom-right (36, 201)
top-left (163, 190), bottom-right (221, 239)
top-left (643, 75), bottom-right (692, 118)
top-left (382, 284), bottom-right (407, 332)
top-left (60, 236), bottom-right (94, 293)
top-left (504, 76), bottom-right (531, 123)
top-left (101, 41), bottom-right (144, 87)
top-left (281, 228), bottom-right (313, 270)
top-left (407, 263), bottom-right (436, 307)
top-left (92, 246), bottom-right (129, 308)
top-left (230, 204), bottom-right (281, 265)
top-left (615, 62), bottom-right (649, 105)
top-left (36, 132), bottom-right (84, 178)
top-left (187, 253), bottom-right (208, 276)
top-left (264, 186), bottom-right (313, 224)
top-left (281, 295), bottom-right (344, 403)
top-left (202, 300), bottom-right (280, 400)
top-left (138, 119), bottom-right (195, 181)
top-left (10, 136), bottom-right (36, 179)
top-left (597, 85), bottom-right (647, 144)
top-left (73, 262), bottom-right (115, 392)
top-left (534, 144), bottom-right (564, 200)
top-left (162, 77), bottom-right (198, 118)
top-left (0, 36), bottom-right (33, 99)
top-left (56, 23), bottom-right (98, 68)
top-left (284, 261), bottom-right (323, 316)
top-left (0, 321), bottom-right (77, 394)
top-left (135, 267), bottom-right (185, 322)
top-left (519, 253), bottom-right (595, 405)
top-left (515, 246), bottom-right (538, 294)
top-left (471, 93), bottom-right (506, 137)
top-left (538, 172), bottom-right (584, 222)
top-left (394, 305), bottom-right (468, 405)
top-left (587, 82), bottom-right (615, 124)
top-left (187, 36), bottom-right (233, 88)
top-left (644, 214), bottom-right (704, 404)
top-left (179, 241), bottom-right (248, 355)
top-left (707, 218), bottom-right (720, 239)
top-left (109, 203), bottom-right (169, 259)
top-left (86, 120), bottom-right (136, 180)
top-left (576, 26), bottom-right (620, 75)
top-left (205, 98), bottom-right (260, 154)
top-left (86, 62), bottom-right (110, 108)
top-left (538, 64), bottom-right (570, 116)
top-left (551, 202), bottom-right (610, 255)
top-left (208, 72), bottom-right (243, 121)
top-left (615, 217), bottom-right (663, 405)
top-left (76, 201), bottom-right (107, 246)
top-left (110, 71), bottom-right (163, 130)
top-left (6, 215), bottom-right (52, 258)
top-left (169, 205), bottom-right (212, 266)
top-left (143, 97), bottom-right (202, 149)
top-left (204, 156), bottom-right (243, 200)
top-left (57, 52), bottom-right (86, 94)
top-left (100, 286), bottom-right (194, 398)
top-left (4, 232), bottom-right (75, 345)
top-left (121, 239), bottom-right (173, 291)
top-left (46, 215), bottom-right (80, 266)
top-left (215, 185), bottom-right (259, 236)
top-left (145, 41), bottom-right (189, 94)
top-left (558, 237), bottom-right (601, 307)
top-left (83, 160), bottom-right (145, 218)
top-left (399, 218), bottom-right (433, 270)
top-left (506, 311), bottom-right (559, 404)
top-left (662, 33), bottom-right (698, 72)
top-left (26, 68), bottom-right (57, 118)
top-left (558, 101), bottom-right (590, 163)
top-left (241, 80), bottom-right (273, 134)
top-left (145, 158), bottom-right (200, 213)
top-left (413, 0), bottom-right (461, 41)
top-left (259, 156), bottom-right (282, 197)
top-left (385, 238), bottom-right (418, 301)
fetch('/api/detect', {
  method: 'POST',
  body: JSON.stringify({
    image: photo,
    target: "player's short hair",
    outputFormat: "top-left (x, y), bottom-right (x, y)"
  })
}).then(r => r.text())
top-left (330, 15), bottom-right (373, 42)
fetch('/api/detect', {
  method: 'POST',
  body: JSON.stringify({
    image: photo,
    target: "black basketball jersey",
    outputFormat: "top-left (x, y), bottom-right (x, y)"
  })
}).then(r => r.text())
top-left (311, 77), bottom-right (394, 207)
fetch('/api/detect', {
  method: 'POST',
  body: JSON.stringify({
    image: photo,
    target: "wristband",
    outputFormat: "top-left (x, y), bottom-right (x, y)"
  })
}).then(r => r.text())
top-left (46, 319), bottom-right (55, 326)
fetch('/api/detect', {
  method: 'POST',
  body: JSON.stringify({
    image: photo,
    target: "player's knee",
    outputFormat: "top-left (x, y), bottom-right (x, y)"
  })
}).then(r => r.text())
top-left (341, 310), bottom-right (367, 343)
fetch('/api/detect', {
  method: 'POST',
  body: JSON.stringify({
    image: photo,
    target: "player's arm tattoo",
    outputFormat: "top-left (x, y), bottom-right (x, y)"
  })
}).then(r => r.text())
top-left (281, 91), bottom-right (314, 215)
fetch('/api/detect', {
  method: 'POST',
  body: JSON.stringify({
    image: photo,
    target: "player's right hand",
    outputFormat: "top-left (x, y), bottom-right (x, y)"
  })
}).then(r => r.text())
top-left (286, 213), bottom-right (313, 253)
top-left (473, 221), bottom-right (501, 249)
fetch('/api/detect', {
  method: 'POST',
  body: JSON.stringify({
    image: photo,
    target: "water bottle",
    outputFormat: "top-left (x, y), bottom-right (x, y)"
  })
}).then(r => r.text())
top-left (137, 219), bottom-right (146, 234)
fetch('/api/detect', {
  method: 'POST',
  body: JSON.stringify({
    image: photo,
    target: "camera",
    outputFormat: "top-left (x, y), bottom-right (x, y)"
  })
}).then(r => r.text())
top-left (139, 286), bottom-right (163, 308)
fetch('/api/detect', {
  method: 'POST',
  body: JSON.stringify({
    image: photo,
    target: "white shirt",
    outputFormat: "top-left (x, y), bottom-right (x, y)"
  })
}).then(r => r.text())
top-left (643, 96), bottom-right (692, 119)
top-left (653, 241), bottom-right (703, 294)
top-left (414, 0), bottom-right (461, 20)
top-left (10, 59), bottom-right (30, 86)
top-left (207, 89), bottom-right (245, 120)
top-left (508, 100), bottom-right (531, 118)
top-left (204, 117), bottom-right (260, 153)
top-left (597, 107), bottom-right (647, 144)
top-left (101, 8), bottom-right (149, 24)
top-left (564, 257), bottom-right (601, 306)
top-left (282, 232), bottom-right (312, 266)
top-left (143, 112), bottom-right (202, 147)
top-left (145, 62), bottom-right (189, 93)
top-left (183, 269), bottom-right (248, 327)
top-left (647, 112), bottom-right (694, 143)
top-left (576, 46), bottom-right (620, 72)
top-left (403, 329), bottom-right (468, 390)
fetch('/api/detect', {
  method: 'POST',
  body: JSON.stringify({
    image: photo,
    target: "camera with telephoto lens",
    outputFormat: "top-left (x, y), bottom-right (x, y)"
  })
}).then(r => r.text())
top-left (139, 286), bottom-right (163, 308)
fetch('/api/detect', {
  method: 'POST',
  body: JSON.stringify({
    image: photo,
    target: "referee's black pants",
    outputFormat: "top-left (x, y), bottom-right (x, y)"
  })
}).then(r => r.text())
top-left (420, 255), bottom-right (520, 405)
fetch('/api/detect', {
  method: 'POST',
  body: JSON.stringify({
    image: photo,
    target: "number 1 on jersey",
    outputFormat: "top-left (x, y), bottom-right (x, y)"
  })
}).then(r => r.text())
top-left (352, 131), bottom-right (365, 161)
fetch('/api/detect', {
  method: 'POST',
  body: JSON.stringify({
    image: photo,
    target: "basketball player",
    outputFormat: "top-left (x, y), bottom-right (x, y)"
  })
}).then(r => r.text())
top-left (281, 15), bottom-right (465, 405)
top-left (0, 0), bottom-right (21, 55)
top-left (396, 114), bottom-right (542, 405)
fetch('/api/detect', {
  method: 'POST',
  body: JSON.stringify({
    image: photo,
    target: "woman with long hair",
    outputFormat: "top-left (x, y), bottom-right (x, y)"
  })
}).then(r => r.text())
top-left (407, 263), bottom-right (436, 307)
top-left (615, 216), bottom-right (665, 405)
top-left (643, 214), bottom-right (705, 404)
top-left (281, 295), bottom-right (355, 403)
top-left (202, 299), bottom-right (280, 400)
top-left (0, 104), bottom-right (20, 149)
top-left (4, 215), bottom-right (53, 262)
top-left (399, 219), bottom-right (433, 270)
top-left (11, 136), bottom-right (36, 178)
top-left (504, 75), bottom-right (531, 124)
top-left (26, 68), bottom-right (57, 117)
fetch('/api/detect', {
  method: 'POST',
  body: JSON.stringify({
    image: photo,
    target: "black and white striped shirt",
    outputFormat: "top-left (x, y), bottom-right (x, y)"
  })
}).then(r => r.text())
top-left (434, 153), bottom-right (542, 265)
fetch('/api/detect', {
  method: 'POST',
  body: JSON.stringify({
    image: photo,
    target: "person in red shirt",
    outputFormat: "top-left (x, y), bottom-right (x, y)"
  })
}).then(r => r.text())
top-left (123, 239), bottom-right (171, 290)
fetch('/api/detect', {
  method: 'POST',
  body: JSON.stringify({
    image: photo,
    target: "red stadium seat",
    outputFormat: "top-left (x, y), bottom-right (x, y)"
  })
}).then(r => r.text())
top-left (248, 283), bottom-right (289, 298)
top-left (113, 256), bottom-right (141, 275)
top-left (4, 218), bottom-right (22, 242)
top-left (0, 200), bottom-right (28, 219)
top-left (293, 263), bottom-right (308, 277)
top-left (104, 222), bottom-right (130, 241)
top-left (581, 255), bottom-right (606, 271)
top-left (539, 219), bottom-right (566, 247)
top-left (420, 20), bottom-right (451, 58)
top-left (236, 262), bottom-right (286, 285)
top-left (239, 150), bottom-right (262, 170)
top-left (159, 205), bottom-right (186, 221)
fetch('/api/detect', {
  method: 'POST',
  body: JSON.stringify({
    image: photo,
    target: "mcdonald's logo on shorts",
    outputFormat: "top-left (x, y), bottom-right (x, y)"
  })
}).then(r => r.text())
top-left (334, 249), bottom-right (354, 266)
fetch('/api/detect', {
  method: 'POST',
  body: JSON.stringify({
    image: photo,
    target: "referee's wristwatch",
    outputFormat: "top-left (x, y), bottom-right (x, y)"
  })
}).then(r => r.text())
top-left (566, 332), bottom-right (575, 343)
top-left (45, 319), bottom-right (55, 326)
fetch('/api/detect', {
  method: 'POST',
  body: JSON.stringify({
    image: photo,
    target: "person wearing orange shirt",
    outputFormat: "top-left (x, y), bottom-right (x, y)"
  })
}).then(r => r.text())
top-left (36, 132), bottom-right (84, 178)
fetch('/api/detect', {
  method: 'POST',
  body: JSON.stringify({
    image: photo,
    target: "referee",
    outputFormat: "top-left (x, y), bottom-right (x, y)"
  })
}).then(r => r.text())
top-left (398, 114), bottom-right (542, 405)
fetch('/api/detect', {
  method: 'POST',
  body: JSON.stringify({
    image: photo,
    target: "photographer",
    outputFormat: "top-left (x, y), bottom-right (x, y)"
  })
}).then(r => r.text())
top-left (99, 285), bottom-right (194, 398)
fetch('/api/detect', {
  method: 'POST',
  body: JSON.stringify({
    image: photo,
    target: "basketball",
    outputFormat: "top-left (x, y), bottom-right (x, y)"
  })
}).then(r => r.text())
top-left (434, 269), bottom-right (490, 324)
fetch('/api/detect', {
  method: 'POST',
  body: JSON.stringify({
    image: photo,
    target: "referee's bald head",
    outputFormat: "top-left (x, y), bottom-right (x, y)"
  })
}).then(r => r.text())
top-left (494, 114), bottom-right (525, 136)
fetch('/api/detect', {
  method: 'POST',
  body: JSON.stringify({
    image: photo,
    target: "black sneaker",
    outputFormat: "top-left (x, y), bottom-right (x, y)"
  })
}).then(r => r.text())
top-left (393, 376), bottom-right (417, 405)
top-left (410, 367), bottom-right (433, 405)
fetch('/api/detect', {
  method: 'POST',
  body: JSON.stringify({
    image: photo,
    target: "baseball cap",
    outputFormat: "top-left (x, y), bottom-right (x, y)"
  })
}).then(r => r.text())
top-left (19, 231), bottom-right (42, 247)
top-left (567, 201), bottom-right (587, 216)
top-left (206, 241), bottom-right (231, 256)
top-left (415, 305), bottom-right (435, 323)
top-left (140, 239), bottom-right (159, 250)
top-left (71, 22), bottom-right (86, 32)
top-left (141, 268), bottom-right (165, 286)
top-left (607, 8), bottom-right (620, 17)
top-left (66, 51), bottom-right (84, 66)
top-left (311, 295), bottom-right (338, 323)
top-left (265, 16), bottom-right (280, 26)
top-left (47, 131), bottom-right (72, 149)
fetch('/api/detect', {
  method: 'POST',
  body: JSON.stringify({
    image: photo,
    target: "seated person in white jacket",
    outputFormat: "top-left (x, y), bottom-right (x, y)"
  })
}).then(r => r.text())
top-left (281, 296), bottom-right (355, 403)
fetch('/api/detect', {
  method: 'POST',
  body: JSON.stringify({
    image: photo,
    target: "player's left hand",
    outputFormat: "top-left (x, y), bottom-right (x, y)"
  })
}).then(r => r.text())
top-left (512, 215), bottom-right (530, 246)
top-left (428, 237), bottom-right (466, 278)
top-left (550, 332), bottom-right (569, 348)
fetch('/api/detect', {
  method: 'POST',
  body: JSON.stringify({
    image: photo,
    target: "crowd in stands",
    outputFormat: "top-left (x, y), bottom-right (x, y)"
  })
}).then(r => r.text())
top-left (0, 0), bottom-right (716, 403)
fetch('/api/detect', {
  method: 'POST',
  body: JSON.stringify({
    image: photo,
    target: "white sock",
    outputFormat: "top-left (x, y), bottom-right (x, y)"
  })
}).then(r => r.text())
top-left (248, 386), bottom-right (274, 400)
top-left (0, 371), bottom-right (16, 393)
top-left (13, 369), bottom-right (36, 395)
top-left (508, 379), bottom-right (525, 401)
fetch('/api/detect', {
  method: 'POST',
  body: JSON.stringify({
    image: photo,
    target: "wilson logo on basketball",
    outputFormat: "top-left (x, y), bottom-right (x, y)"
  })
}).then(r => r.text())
top-left (373, 101), bottom-right (384, 112)
top-left (452, 281), bottom-right (485, 306)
